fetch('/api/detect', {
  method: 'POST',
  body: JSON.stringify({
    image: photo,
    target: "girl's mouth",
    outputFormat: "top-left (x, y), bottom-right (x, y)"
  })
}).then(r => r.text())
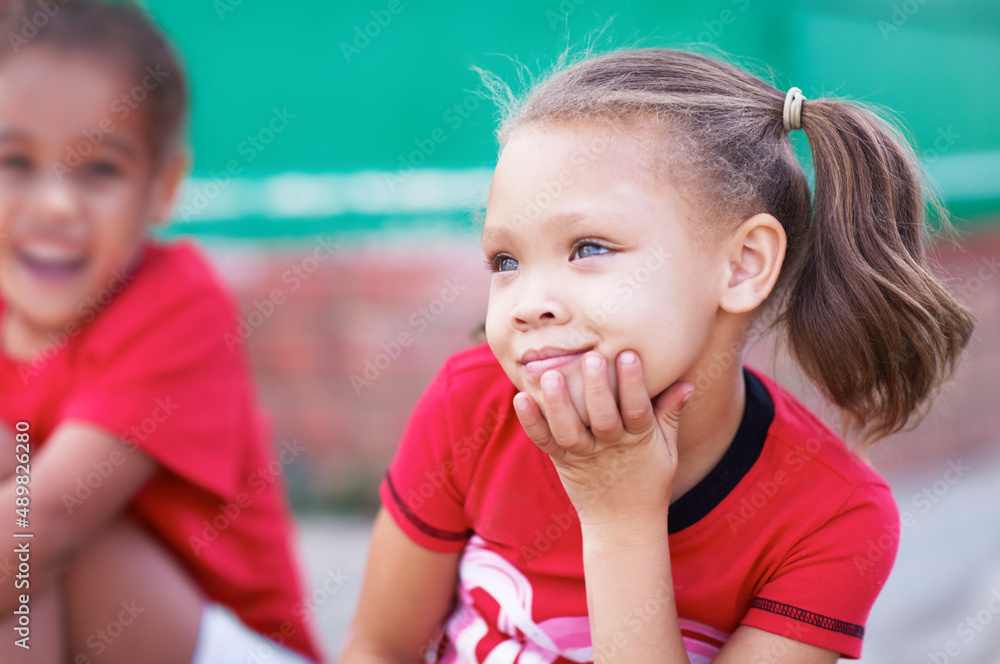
top-left (16, 246), bottom-right (88, 283)
top-left (521, 348), bottom-right (591, 376)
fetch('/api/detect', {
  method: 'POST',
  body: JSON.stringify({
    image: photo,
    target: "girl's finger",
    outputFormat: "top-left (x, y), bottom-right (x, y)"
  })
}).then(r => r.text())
top-left (581, 352), bottom-right (624, 442)
top-left (539, 370), bottom-right (590, 453)
top-left (616, 350), bottom-right (656, 434)
top-left (652, 380), bottom-right (695, 441)
top-left (513, 392), bottom-right (564, 461)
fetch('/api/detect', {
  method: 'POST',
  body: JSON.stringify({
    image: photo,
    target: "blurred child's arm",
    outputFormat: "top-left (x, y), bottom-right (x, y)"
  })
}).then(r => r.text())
top-left (0, 422), bottom-right (15, 479)
top-left (0, 422), bottom-right (157, 612)
top-left (341, 508), bottom-right (460, 664)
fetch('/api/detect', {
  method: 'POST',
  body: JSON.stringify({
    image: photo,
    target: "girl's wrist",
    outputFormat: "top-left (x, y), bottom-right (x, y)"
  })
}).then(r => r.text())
top-left (578, 506), bottom-right (671, 544)
top-left (564, 470), bottom-right (674, 526)
top-left (573, 476), bottom-right (674, 532)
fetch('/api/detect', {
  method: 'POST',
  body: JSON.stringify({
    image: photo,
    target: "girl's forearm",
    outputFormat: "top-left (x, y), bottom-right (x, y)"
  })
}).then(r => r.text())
top-left (339, 647), bottom-right (423, 664)
top-left (581, 510), bottom-right (691, 664)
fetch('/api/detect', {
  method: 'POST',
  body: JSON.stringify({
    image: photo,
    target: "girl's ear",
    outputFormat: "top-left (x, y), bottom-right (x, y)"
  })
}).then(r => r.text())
top-left (718, 213), bottom-right (786, 314)
top-left (149, 149), bottom-right (190, 226)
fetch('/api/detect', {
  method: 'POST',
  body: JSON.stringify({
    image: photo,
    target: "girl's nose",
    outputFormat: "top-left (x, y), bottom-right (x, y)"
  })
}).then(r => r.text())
top-left (29, 173), bottom-right (78, 226)
top-left (508, 282), bottom-right (572, 330)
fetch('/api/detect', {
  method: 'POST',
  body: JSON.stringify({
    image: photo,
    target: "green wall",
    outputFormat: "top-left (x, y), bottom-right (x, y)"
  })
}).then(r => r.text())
top-left (141, 0), bottom-right (1000, 240)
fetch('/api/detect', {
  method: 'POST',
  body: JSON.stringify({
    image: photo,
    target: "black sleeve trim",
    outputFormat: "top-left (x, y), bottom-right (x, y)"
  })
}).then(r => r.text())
top-left (384, 471), bottom-right (473, 542)
top-left (751, 597), bottom-right (865, 639)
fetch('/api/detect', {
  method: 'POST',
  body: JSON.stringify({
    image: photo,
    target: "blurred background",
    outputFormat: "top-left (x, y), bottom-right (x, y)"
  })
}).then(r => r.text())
top-left (141, 0), bottom-right (1000, 660)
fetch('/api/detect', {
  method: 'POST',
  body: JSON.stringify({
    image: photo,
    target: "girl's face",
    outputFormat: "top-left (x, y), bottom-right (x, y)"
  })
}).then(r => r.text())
top-left (0, 48), bottom-right (179, 338)
top-left (483, 123), bottom-right (727, 425)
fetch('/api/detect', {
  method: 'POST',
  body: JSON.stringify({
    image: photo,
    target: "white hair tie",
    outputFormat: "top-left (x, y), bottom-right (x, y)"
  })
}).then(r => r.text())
top-left (783, 86), bottom-right (806, 132)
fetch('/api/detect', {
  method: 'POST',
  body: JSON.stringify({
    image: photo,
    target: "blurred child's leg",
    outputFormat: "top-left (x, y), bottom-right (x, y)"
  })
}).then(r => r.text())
top-left (0, 583), bottom-right (65, 664)
top-left (64, 518), bottom-right (203, 664)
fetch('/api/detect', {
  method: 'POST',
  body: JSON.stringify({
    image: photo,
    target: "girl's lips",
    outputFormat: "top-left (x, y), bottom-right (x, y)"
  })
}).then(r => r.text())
top-left (522, 351), bottom-right (588, 376)
top-left (17, 250), bottom-right (88, 283)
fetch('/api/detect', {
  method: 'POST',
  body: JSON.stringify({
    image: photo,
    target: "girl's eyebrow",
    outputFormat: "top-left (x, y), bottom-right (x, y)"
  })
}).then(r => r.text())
top-left (0, 129), bottom-right (138, 163)
top-left (100, 135), bottom-right (140, 162)
top-left (0, 129), bottom-right (29, 144)
top-left (483, 211), bottom-right (625, 245)
top-left (481, 225), bottom-right (511, 245)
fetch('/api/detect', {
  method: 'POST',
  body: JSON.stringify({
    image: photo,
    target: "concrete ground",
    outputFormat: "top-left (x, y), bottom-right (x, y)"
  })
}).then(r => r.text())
top-left (293, 513), bottom-right (373, 662)
top-left (854, 441), bottom-right (1000, 664)
top-left (295, 440), bottom-right (1000, 664)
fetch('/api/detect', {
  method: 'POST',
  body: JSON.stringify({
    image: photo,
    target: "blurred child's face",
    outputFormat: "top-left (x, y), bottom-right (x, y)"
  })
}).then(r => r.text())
top-left (0, 49), bottom-right (174, 336)
top-left (483, 123), bottom-right (725, 425)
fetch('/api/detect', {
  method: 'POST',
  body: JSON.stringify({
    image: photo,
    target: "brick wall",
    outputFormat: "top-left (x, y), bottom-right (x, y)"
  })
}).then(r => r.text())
top-left (206, 225), bottom-right (1000, 509)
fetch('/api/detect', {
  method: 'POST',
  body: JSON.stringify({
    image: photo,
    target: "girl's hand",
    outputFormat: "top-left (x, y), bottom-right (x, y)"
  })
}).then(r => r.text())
top-left (513, 350), bottom-right (694, 526)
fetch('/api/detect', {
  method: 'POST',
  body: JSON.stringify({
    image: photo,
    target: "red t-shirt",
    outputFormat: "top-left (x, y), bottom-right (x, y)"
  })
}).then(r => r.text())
top-left (0, 240), bottom-right (321, 662)
top-left (380, 343), bottom-right (899, 662)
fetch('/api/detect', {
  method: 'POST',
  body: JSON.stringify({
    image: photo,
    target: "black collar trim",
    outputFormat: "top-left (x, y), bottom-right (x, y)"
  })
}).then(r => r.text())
top-left (668, 367), bottom-right (774, 534)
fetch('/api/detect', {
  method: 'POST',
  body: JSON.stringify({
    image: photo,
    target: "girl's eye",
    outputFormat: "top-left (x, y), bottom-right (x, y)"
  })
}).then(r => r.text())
top-left (0, 154), bottom-right (33, 174)
top-left (571, 242), bottom-right (611, 260)
top-left (82, 160), bottom-right (122, 179)
top-left (487, 253), bottom-right (519, 273)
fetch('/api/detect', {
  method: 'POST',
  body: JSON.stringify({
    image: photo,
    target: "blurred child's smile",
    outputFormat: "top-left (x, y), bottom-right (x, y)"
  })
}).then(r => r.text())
top-left (15, 240), bottom-right (88, 283)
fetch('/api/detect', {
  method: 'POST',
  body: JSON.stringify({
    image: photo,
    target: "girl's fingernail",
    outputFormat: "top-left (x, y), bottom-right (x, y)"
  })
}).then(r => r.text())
top-left (542, 372), bottom-right (560, 391)
top-left (584, 353), bottom-right (602, 370)
top-left (619, 350), bottom-right (637, 365)
top-left (681, 389), bottom-right (694, 409)
top-left (514, 394), bottom-right (529, 411)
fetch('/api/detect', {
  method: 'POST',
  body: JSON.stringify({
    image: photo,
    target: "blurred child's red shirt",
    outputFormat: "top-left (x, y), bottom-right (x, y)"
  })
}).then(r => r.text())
top-left (0, 240), bottom-right (321, 662)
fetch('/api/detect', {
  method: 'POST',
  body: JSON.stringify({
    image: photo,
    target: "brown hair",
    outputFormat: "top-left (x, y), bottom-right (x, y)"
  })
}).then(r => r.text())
top-left (487, 48), bottom-right (975, 444)
top-left (0, 0), bottom-right (188, 169)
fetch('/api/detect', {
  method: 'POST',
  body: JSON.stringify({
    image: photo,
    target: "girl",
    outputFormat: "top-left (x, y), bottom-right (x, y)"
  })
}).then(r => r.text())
top-left (0, 1), bottom-right (321, 662)
top-left (342, 48), bottom-right (975, 662)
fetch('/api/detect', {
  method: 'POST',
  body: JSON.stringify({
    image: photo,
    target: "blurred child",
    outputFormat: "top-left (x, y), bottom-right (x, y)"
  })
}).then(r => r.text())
top-left (342, 48), bottom-right (975, 662)
top-left (0, 1), bottom-right (322, 662)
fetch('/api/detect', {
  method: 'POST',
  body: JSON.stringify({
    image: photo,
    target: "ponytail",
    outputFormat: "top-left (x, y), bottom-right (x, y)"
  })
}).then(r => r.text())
top-left (783, 99), bottom-right (975, 443)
